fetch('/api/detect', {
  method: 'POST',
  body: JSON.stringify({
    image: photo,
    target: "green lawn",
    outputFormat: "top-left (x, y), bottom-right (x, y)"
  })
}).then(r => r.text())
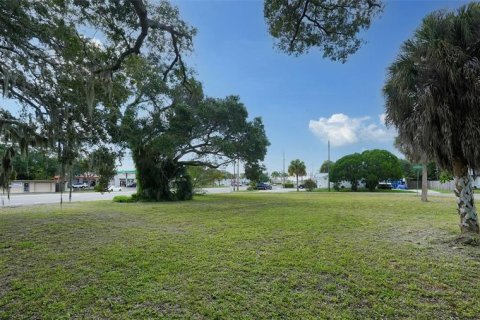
top-left (1, 193), bottom-right (479, 319)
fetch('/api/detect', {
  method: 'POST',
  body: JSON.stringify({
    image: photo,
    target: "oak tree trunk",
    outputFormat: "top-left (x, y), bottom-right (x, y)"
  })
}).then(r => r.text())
top-left (453, 159), bottom-right (480, 240)
top-left (133, 149), bottom-right (192, 201)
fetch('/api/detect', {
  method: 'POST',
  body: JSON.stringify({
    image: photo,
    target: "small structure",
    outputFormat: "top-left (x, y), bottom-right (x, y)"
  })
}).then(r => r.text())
top-left (9, 180), bottom-right (56, 194)
top-left (72, 173), bottom-right (99, 187)
top-left (111, 170), bottom-right (137, 187)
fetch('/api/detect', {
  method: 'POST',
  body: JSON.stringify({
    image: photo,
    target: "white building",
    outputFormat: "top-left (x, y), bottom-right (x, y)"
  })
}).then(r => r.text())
top-left (111, 170), bottom-right (137, 187)
top-left (9, 180), bottom-right (56, 193)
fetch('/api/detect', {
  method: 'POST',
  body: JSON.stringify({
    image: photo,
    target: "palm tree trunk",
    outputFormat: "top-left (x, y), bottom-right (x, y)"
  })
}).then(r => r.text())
top-left (296, 174), bottom-right (299, 191)
top-left (421, 163), bottom-right (428, 202)
top-left (453, 159), bottom-right (479, 241)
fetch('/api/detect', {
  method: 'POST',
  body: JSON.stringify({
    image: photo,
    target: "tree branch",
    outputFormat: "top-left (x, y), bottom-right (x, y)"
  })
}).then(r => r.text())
top-left (289, 0), bottom-right (311, 51)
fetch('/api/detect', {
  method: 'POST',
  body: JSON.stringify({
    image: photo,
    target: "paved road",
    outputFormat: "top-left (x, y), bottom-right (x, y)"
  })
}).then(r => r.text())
top-left (0, 185), bottom-right (297, 207)
top-left (1, 186), bottom-right (452, 208)
top-left (1, 188), bottom-right (138, 207)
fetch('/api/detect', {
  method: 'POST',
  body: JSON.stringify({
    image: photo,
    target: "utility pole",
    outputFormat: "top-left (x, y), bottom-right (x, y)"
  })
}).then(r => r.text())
top-left (327, 140), bottom-right (330, 192)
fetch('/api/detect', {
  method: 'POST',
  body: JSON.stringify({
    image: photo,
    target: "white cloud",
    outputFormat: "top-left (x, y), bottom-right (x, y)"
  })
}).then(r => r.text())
top-left (379, 113), bottom-right (387, 125)
top-left (308, 113), bottom-right (395, 147)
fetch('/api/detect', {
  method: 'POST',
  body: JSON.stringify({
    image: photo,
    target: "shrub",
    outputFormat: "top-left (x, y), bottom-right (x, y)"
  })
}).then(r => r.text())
top-left (304, 179), bottom-right (317, 191)
top-left (113, 195), bottom-right (137, 203)
top-left (174, 174), bottom-right (193, 201)
top-left (333, 182), bottom-right (340, 191)
top-left (247, 181), bottom-right (256, 191)
top-left (283, 182), bottom-right (294, 188)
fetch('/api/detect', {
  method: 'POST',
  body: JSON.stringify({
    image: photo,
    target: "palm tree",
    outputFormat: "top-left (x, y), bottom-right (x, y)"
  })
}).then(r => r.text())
top-left (384, 3), bottom-right (480, 242)
top-left (288, 159), bottom-right (307, 191)
top-left (271, 171), bottom-right (281, 183)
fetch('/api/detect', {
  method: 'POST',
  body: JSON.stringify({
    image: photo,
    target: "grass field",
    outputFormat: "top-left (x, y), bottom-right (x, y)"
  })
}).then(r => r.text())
top-left (1, 193), bottom-right (479, 319)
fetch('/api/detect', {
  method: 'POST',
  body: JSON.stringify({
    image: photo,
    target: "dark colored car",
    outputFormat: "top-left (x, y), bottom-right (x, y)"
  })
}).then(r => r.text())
top-left (298, 184), bottom-right (305, 189)
top-left (256, 182), bottom-right (272, 190)
top-left (126, 182), bottom-right (137, 188)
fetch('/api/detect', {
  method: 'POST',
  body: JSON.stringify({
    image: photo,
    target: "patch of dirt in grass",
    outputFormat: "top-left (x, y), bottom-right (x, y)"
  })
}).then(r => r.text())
top-left (374, 225), bottom-right (480, 261)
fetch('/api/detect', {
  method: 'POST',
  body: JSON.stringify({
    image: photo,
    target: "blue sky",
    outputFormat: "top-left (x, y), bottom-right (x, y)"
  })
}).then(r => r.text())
top-left (171, 0), bottom-right (468, 175)
top-left (1, 1), bottom-right (469, 174)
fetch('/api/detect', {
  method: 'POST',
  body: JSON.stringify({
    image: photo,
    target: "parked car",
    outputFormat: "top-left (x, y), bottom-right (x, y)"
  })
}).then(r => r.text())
top-left (256, 182), bottom-right (272, 190)
top-left (377, 182), bottom-right (393, 190)
top-left (108, 186), bottom-right (122, 192)
top-left (126, 182), bottom-right (137, 188)
top-left (72, 183), bottom-right (88, 189)
top-left (298, 184), bottom-right (305, 189)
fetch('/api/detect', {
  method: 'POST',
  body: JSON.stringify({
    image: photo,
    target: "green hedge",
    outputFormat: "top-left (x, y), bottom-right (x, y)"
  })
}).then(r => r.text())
top-left (283, 183), bottom-right (294, 188)
top-left (113, 194), bottom-right (138, 203)
top-left (304, 179), bottom-right (317, 191)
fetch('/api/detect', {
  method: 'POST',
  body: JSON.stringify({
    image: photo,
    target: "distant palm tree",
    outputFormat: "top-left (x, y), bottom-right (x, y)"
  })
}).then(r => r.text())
top-left (288, 159), bottom-right (306, 191)
top-left (271, 171), bottom-right (281, 183)
top-left (384, 3), bottom-right (480, 241)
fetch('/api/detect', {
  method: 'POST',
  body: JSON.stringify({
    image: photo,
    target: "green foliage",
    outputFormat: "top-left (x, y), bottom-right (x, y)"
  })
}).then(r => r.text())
top-left (90, 147), bottom-right (117, 192)
top-left (264, 0), bottom-right (383, 61)
top-left (399, 159), bottom-right (438, 180)
top-left (244, 162), bottom-right (267, 183)
top-left (1, 0), bottom-right (271, 204)
top-left (174, 170), bottom-right (193, 201)
top-left (259, 173), bottom-right (270, 183)
top-left (288, 159), bottom-right (307, 191)
top-left (112, 195), bottom-right (137, 203)
top-left (8, 149), bottom-right (58, 180)
top-left (330, 153), bottom-right (363, 191)
top-left (125, 91), bottom-right (269, 201)
top-left (362, 149), bottom-right (402, 191)
top-left (0, 0), bottom-right (197, 202)
top-left (283, 182), bottom-right (294, 188)
top-left (330, 149), bottom-right (402, 191)
top-left (188, 166), bottom-right (227, 188)
top-left (384, 3), bottom-right (480, 173)
top-left (440, 170), bottom-right (454, 184)
top-left (0, 111), bottom-right (49, 198)
top-left (304, 179), bottom-right (317, 191)
top-left (0, 146), bottom-right (16, 198)
top-left (320, 160), bottom-right (334, 173)
top-left (271, 171), bottom-right (288, 182)
top-left (288, 159), bottom-right (306, 177)
top-left (246, 181), bottom-right (256, 191)
top-left (399, 159), bottom-right (415, 180)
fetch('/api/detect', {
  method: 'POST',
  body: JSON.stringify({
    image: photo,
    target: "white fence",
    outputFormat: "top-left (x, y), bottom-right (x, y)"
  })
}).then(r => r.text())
top-left (428, 180), bottom-right (455, 191)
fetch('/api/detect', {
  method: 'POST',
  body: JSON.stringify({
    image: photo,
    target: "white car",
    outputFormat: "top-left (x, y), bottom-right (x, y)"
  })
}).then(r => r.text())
top-left (72, 183), bottom-right (88, 189)
top-left (108, 186), bottom-right (122, 192)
